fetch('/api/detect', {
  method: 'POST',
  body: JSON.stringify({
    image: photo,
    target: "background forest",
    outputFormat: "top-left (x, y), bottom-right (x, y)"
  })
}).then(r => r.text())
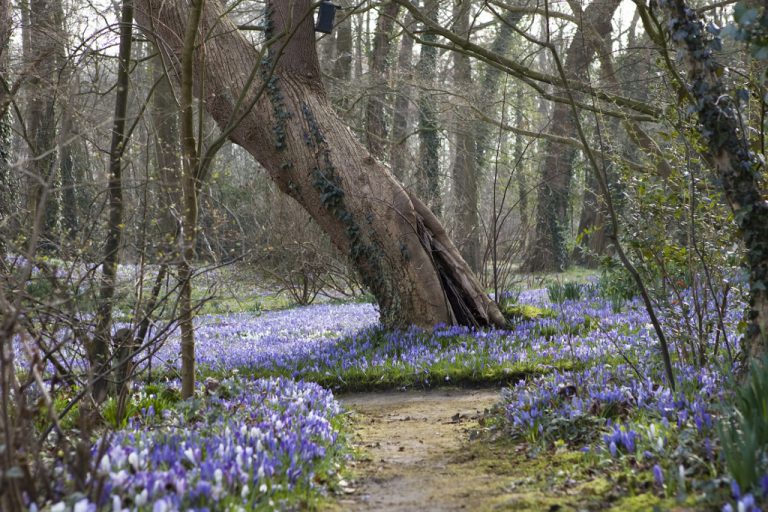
top-left (1, 0), bottom-right (767, 510)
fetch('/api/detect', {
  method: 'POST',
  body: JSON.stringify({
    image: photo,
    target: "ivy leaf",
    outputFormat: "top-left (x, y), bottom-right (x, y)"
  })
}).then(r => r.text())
top-left (734, 3), bottom-right (759, 26)
top-left (751, 44), bottom-right (768, 61)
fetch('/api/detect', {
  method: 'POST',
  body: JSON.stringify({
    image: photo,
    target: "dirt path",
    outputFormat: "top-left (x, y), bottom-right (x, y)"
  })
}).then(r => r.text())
top-left (333, 388), bottom-right (505, 512)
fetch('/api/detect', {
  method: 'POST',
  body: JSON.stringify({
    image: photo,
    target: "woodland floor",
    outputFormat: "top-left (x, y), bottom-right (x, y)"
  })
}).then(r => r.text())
top-left (327, 388), bottom-right (666, 512)
top-left (332, 388), bottom-right (502, 511)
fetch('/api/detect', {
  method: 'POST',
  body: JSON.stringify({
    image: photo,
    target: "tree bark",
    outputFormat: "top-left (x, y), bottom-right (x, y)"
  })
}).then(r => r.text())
top-left (92, 0), bottom-right (134, 401)
top-left (0, 0), bottom-right (11, 257)
top-left (365, 1), bottom-right (399, 159)
top-left (23, 0), bottom-right (62, 249)
top-left (390, 9), bottom-right (416, 181)
top-left (451, 0), bottom-right (479, 273)
top-left (521, 0), bottom-right (620, 272)
top-left (177, 0), bottom-right (204, 399)
top-left (133, 0), bottom-right (504, 329)
top-left (416, 0), bottom-right (441, 215)
top-left (59, 78), bottom-right (80, 243)
top-left (662, 1), bottom-right (768, 360)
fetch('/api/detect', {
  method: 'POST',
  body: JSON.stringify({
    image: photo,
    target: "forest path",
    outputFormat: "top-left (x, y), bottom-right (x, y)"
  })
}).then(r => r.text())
top-left (331, 387), bottom-right (513, 512)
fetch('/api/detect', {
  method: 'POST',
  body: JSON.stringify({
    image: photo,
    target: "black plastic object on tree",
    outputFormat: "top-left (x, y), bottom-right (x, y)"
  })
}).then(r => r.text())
top-left (315, 0), bottom-right (339, 34)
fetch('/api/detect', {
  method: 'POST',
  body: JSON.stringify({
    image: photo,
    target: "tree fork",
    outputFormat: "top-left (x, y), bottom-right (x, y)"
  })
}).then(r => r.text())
top-left (133, 0), bottom-right (504, 329)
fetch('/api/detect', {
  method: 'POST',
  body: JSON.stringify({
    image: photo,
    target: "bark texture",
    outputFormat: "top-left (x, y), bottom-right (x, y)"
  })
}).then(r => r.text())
top-left (390, 10), bottom-right (416, 181)
top-left (663, 1), bottom-right (768, 360)
top-left (0, 0), bottom-right (11, 256)
top-left (522, 0), bottom-right (620, 272)
top-left (365, 1), bottom-right (399, 159)
top-left (416, 0), bottom-right (441, 215)
top-left (451, 0), bottom-right (479, 272)
top-left (24, 0), bottom-right (62, 248)
top-left (133, 0), bottom-right (504, 329)
top-left (92, 0), bottom-right (134, 401)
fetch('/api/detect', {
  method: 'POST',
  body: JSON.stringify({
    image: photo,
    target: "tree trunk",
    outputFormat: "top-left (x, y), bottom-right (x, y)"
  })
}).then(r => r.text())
top-left (177, 0), bottom-right (204, 399)
top-left (365, 1), bottom-right (399, 159)
top-left (514, 90), bottom-right (530, 253)
top-left (59, 81), bottom-right (79, 243)
top-left (0, 0), bottom-right (11, 257)
top-left (474, 8), bottom-right (526, 170)
top-left (662, 1), bottom-right (768, 360)
top-left (92, 0), bottom-right (134, 401)
top-left (133, 0), bottom-right (504, 329)
top-left (390, 9), bottom-right (415, 181)
top-left (416, 0), bottom-right (441, 215)
top-left (23, 0), bottom-right (62, 250)
top-left (451, 0), bottom-right (479, 273)
top-left (332, 15), bottom-right (352, 81)
top-left (521, 0), bottom-right (620, 272)
top-left (150, 54), bottom-right (182, 254)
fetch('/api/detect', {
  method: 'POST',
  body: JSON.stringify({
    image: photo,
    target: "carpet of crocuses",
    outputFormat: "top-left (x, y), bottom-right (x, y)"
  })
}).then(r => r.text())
top-left (34, 378), bottom-right (344, 512)
top-left (26, 278), bottom-right (767, 511)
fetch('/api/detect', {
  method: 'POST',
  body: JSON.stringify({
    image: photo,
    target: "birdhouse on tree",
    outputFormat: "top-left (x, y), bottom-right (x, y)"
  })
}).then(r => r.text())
top-left (315, 0), bottom-right (339, 34)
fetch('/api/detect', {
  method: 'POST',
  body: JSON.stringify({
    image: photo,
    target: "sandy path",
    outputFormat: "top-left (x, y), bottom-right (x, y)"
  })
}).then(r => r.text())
top-left (333, 388), bottom-right (503, 512)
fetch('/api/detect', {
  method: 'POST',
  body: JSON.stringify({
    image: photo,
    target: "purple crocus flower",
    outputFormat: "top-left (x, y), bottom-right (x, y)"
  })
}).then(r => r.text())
top-left (652, 464), bottom-right (664, 487)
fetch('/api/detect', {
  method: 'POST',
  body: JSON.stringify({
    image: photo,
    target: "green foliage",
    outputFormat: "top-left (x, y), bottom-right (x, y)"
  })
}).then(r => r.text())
top-left (25, 277), bottom-right (54, 300)
top-left (718, 358), bottom-right (768, 492)
top-left (502, 303), bottom-right (558, 322)
top-left (547, 281), bottom-right (585, 303)
top-left (102, 384), bottom-right (180, 429)
top-left (725, 3), bottom-right (768, 62)
top-left (597, 261), bottom-right (641, 312)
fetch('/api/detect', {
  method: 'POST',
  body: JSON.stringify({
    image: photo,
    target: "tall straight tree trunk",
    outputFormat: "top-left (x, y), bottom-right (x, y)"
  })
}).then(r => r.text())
top-left (473, 8), bottom-right (526, 170)
top-left (59, 80), bottom-right (79, 243)
top-left (390, 9), bottom-right (415, 181)
top-left (451, 0), bottom-right (479, 272)
top-left (23, 0), bottom-right (62, 249)
top-left (416, 0), bottom-right (441, 215)
top-left (177, 0), bottom-right (204, 399)
top-left (332, 15), bottom-right (352, 82)
top-left (521, 0), bottom-right (620, 272)
top-left (133, 0), bottom-right (504, 329)
top-left (514, 90), bottom-right (530, 252)
top-left (570, 11), bottom-right (619, 267)
top-left (92, 0), bottom-right (134, 401)
top-left (151, 55), bottom-right (182, 253)
top-left (365, 1), bottom-right (399, 159)
top-left (0, 0), bottom-right (12, 257)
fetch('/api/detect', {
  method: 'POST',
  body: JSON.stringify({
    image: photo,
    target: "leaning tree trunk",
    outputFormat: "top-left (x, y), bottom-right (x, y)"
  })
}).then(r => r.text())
top-left (133, 0), bottom-right (504, 329)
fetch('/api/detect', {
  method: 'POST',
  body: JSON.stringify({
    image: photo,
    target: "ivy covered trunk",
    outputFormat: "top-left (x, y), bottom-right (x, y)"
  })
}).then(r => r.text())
top-left (663, 1), bottom-right (768, 360)
top-left (134, 0), bottom-right (505, 329)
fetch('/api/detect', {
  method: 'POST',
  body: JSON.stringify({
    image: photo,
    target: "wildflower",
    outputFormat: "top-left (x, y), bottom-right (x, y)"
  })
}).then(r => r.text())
top-left (731, 480), bottom-right (741, 499)
top-left (652, 464), bottom-right (664, 487)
